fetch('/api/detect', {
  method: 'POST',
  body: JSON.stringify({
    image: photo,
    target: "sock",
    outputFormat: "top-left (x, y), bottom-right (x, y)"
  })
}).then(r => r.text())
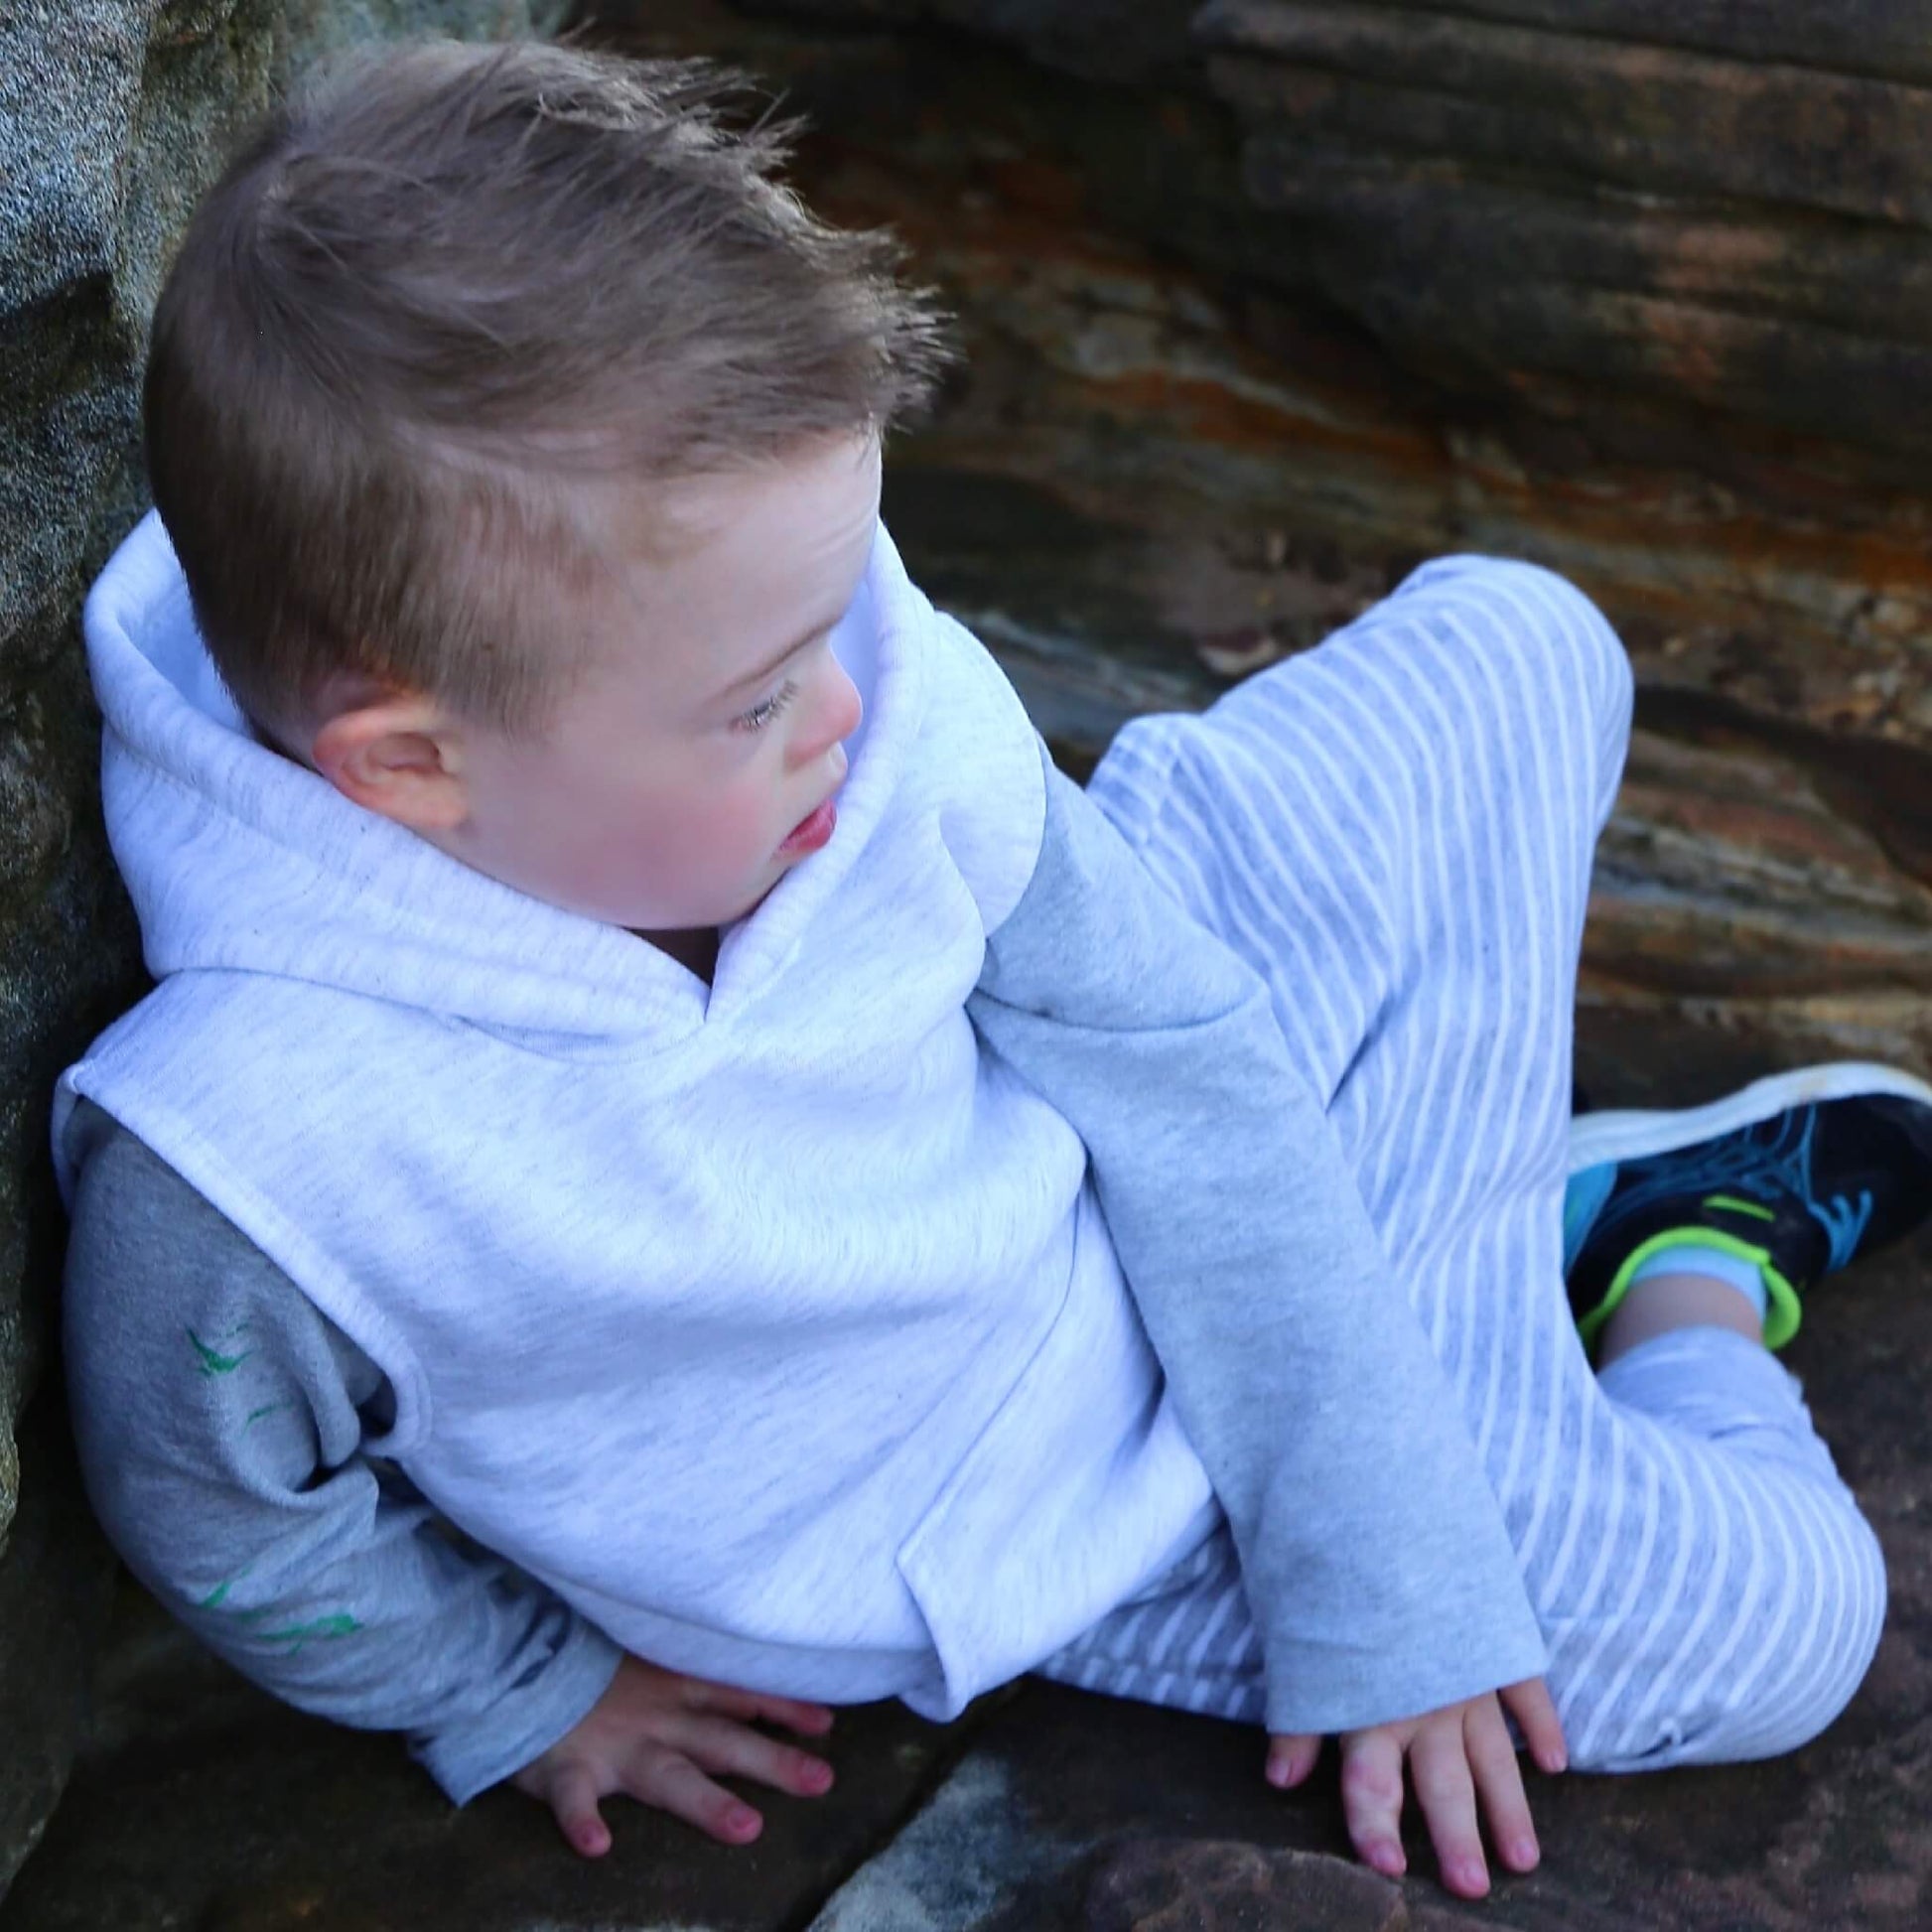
top-left (1626, 1239), bottom-right (1769, 1318)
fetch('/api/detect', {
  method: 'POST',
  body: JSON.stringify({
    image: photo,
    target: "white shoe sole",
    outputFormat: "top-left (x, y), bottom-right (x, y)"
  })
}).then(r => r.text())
top-left (1569, 1060), bottom-right (1932, 1175)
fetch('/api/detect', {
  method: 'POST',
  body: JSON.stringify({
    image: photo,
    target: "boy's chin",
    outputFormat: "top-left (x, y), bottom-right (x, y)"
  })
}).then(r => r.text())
top-left (624, 881), bottom-right (777, 942)
top-left (726, 876), bottom-right (784, 924)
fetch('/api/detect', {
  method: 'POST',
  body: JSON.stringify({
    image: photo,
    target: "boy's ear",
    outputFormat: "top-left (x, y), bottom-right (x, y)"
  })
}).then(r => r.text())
top-left (310, 692), bottom-right (471, 833)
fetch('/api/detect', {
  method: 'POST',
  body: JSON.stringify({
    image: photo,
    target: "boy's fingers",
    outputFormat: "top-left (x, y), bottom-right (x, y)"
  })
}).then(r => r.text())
top-left (760, 1696), bottom-right (835, 1736)
top-left (629, 1752), bottom-right (764, 1845)
top-left (1502, 1677), bottom-right (1568, 1775)
top-left (668, 1714), bottom-right (836, 1798)
top-left (548, 1765), bottom-right (614, 1859)
top-left (1265, 1732), bottom-right (1321, 1789)
top-left (1465, 1700), bottom-right (1540, 1874)
top-left (1338, 1730), bottom-right (1408, 1879)
top-left (697, 1684), bottom-right (836, 1737)
top-left (1410, 1719), bottom-right (1487, 1899)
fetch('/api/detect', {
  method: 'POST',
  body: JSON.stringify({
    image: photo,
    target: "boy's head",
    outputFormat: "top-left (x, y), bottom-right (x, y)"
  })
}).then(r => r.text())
top-left (144, 39), bottom-right (949, 940)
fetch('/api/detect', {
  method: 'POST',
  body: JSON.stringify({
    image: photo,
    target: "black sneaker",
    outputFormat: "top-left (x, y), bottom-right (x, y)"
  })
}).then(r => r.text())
top-left (1563, 1062), bottom-right (1932, 1352)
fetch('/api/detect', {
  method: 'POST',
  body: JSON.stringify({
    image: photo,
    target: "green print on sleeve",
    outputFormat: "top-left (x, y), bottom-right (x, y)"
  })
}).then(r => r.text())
top-left (199, 1577), bottom-right (237, 1610)
top-left (198, 1572), bottom-right (360, 1653)
top-left (258, 1613), bottom-right (362, 1656)
top-left (198, 1566), bottom-right (267, 1613)
top-left (186, 1322), bottom-right (252, 1377)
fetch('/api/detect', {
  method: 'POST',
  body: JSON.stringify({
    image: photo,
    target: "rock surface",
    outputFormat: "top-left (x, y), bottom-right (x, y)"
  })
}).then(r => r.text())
top-left (0, 0), bottom-right (568, 1896)
top-left (0, 1397), bottom-right (115, 1906)
top-left (1084, 1840), bottom-right (1418, 1932)
top-left (1193, 2), bottom-right (1932, 449)
top-left (736, 0), bottom-right (1932, 468)
top-left (2, 1581), bottom-right (968, 1931)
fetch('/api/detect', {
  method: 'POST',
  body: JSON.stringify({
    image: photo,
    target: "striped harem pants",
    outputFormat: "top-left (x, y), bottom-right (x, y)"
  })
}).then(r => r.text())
top-left (1042, 557), bottom-right (1886, 1771)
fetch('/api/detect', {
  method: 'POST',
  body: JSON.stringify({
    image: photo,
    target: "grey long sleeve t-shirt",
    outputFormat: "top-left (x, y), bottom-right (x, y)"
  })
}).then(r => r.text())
top-left (62, 1095), bottom-right (623, 1801)
top-left (973, 750), bottom-right (1542, 1733)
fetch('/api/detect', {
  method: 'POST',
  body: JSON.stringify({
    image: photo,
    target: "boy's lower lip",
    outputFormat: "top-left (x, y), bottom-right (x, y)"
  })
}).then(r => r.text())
top-left (778, 798), bottom-right (838, 855)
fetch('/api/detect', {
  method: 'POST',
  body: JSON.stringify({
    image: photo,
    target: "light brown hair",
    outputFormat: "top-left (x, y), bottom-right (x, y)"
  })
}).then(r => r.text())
top-left (144, 37), bottom-right (952, 735)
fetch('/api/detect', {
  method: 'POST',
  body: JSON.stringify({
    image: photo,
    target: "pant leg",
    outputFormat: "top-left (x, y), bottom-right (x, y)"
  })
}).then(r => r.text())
top-left (1061, 556), bottom-right (1884, 1767)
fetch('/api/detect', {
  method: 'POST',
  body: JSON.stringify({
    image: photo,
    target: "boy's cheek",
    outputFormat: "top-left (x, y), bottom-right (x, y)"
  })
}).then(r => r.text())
top-left (571, 785), bottom-right (786, 928)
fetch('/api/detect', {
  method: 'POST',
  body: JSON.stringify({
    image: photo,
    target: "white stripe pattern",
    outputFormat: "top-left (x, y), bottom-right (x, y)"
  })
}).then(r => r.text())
top-left (1042, 557), bottom-right (1885, 1769)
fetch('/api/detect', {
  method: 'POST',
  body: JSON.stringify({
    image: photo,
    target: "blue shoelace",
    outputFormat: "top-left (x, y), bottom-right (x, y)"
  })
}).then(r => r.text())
top-left (1593, 1107), bottom-right (1873, 1270)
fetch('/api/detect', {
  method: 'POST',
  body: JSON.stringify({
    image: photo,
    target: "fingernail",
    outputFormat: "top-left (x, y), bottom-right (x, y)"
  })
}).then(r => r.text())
top-left (805, 1761), bottom-right (835, 1792)
top-left (1510, 1837), bottom-right (1539, 1869)
top-left (1457, 1861), bottom-right (1489, 1895)
top-left (729, 1806), bottom-right (759, 1836)
top-left (1265, 1756), bottom-right (1291, 1789)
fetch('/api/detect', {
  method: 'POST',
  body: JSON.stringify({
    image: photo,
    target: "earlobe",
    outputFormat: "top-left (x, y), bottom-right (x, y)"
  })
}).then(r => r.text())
top-left (310, 696), bottom-right (470, 833)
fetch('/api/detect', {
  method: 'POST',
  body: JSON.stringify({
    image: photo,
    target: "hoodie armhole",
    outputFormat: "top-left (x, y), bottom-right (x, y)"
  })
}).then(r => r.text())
top-left (60, 1060), bottom-right (432, 1460)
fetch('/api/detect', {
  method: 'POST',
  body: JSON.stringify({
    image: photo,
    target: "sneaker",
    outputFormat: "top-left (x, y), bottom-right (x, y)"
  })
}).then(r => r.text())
top-left (1564, 1061), bottom-right (1932, 1352)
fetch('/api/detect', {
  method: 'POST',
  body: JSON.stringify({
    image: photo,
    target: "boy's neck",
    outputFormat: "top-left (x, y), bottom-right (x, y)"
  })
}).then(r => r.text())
top-left (640, 924), bottom-right (721, 985)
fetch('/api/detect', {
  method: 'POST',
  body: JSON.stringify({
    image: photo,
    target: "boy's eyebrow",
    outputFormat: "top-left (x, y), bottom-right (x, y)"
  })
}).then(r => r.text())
top-left (714, 614), bottom-right (842, 704)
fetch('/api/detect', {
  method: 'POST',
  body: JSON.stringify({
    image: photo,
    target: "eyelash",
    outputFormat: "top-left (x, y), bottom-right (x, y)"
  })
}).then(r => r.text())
top-left (735, 679), bottom-right (799, 734)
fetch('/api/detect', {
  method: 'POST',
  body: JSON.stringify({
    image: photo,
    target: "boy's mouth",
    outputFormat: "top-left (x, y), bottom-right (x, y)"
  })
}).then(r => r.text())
top-left (777, 796), bottom-right (838, 856)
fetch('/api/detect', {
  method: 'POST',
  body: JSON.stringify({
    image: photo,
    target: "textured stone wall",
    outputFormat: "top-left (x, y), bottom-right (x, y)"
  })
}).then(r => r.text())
top-left (730, 0), bottom-right (1932, 470)
top-left (0, 0), bottom-right (566, 1893)
top-left (1195, 2), bottom-right (1932, 465)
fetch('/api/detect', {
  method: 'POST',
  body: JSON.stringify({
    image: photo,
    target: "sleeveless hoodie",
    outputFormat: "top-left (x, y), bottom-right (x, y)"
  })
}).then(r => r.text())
top-left (54, 509), bottom-right (1217, 1719)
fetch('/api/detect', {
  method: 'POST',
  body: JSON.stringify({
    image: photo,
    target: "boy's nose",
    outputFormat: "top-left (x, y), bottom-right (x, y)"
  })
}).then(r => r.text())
top-left (796, 657), bottom-right (863, 763)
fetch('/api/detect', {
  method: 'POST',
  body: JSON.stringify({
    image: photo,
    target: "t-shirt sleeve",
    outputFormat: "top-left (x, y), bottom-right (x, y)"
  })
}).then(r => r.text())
top-left (969, 744), bottom-right (1547, 1734)
top-left (60, 1100), bottom-right (621, 1803)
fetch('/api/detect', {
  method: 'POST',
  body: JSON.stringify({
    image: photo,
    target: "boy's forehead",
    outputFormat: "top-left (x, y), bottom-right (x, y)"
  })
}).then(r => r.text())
top-left (584, 434), bottom-right (881, 676)
top-left (603, 440), bottom-right (877, 595)
top-left (656, 432), bottom-right (881, 546)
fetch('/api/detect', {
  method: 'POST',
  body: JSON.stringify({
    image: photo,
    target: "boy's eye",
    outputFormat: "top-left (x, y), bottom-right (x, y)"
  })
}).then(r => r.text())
top-left (734, 679), bottom-right (799, 734)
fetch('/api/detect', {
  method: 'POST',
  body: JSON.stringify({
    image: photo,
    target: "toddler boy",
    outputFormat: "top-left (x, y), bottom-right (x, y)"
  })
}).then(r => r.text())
top-left (57, 37), bottom-right (1932, 1903)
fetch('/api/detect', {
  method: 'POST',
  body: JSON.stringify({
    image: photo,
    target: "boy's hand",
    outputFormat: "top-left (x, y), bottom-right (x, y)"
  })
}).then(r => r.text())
top-left (1266, 1677), bottom-right (1567, 1901)
top-left (511, 1654), bottom-right (836, 1857)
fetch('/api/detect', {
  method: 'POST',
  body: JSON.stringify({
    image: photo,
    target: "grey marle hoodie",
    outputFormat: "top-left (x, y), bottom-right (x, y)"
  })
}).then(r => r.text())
top-left (64, 750), bottom-right (1539, 1798)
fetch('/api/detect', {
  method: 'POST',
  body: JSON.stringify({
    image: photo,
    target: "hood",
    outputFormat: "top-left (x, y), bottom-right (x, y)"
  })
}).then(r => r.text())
top-left (81, 509), bottom-right (914, 1044)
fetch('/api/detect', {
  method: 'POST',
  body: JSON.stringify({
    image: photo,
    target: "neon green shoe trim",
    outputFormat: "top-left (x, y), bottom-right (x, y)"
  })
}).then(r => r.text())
top-left (1704, 1192), bottom-right (1776, 1223)
top-left (1577, 1225), bottom-right (1804, 1355)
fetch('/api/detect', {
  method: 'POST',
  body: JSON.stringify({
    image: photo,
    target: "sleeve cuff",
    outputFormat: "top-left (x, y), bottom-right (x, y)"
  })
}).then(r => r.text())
top-left (1260, 1610), bottom-right (1549, 1737)
top-left (416, 1614), bottom-right (623, 1805)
